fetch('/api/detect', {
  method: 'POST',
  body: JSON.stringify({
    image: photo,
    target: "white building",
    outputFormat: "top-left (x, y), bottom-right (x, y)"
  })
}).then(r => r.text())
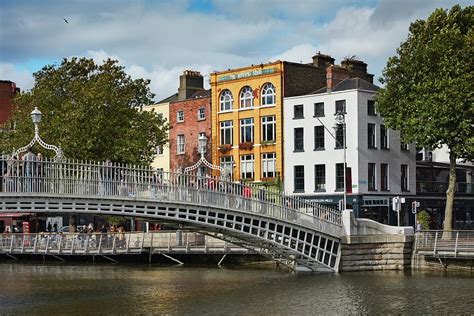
top-left (284, 77), bottom-right (416, 223)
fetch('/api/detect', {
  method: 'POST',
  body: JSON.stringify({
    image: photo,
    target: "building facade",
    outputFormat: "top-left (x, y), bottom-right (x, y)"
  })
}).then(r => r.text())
top-left (0, 80), bottom-right (20, 127)
top-left (284, 71), bottom-right (417, 224)
top-left (209, 53), bottom-right (360, 183)
top-left (143, 101), bottom-right (171, 173)
top-left (169, 71), bottom-right (211, 173)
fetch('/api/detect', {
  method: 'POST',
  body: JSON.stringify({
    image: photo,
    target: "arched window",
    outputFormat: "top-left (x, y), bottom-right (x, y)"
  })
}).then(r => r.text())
top-left (239, 86), bottom-right (254, 109)
top-left (261, 83), bottom-right (276, 106)
top-left (220, 89), bottom-right (233, 111)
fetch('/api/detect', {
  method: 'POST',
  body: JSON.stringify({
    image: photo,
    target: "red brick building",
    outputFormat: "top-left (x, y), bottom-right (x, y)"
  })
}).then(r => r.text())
top-left (0, 80), bottom-right (20, 126)
top-left (169, 71), bottom-right (211, 173)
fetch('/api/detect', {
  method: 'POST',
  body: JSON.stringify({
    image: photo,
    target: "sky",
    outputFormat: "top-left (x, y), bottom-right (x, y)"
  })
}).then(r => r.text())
top-left (0, 0), bottom-right (468, 102)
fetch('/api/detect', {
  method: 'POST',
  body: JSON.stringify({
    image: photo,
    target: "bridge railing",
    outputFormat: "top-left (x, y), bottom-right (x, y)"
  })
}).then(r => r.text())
top-left (0, 157), bottom-right (341, 227)
top-left (0, 231), bottom-right (247, 255)
top-left (414, 230), bottom-right (474, 257)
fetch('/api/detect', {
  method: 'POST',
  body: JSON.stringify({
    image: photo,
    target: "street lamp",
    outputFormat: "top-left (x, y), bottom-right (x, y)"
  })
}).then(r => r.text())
top-left (184, 134), bottom-right (229, 180)
top-left (334, 112), bottom-right (347, 211)
top-left (13, 107), bottom-right (64, 161)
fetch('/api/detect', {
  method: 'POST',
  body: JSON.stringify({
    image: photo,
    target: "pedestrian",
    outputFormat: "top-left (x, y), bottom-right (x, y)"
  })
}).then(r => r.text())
top-left (47, 222), bottom-right (52, 232)
top-left (416, 220), bottom-right (422, 232)
top-left (23, 147), bottom-right (36, 192)
top-left (53, 222), bottom-right (58, 233)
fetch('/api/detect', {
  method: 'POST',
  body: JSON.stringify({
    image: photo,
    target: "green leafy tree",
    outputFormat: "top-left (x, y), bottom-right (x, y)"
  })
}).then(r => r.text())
top-left (376, 5), bottom-right (474, 231)
top-left (1, 57), bottom-right (168, 165)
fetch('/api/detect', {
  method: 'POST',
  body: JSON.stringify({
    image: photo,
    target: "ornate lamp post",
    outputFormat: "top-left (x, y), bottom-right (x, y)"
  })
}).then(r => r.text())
top-left (334, 112), bottom-right (347, 211)
top-left (184, 135), bottom-right (230, 180)
top-left (13, 107), bottom-right (64, 161)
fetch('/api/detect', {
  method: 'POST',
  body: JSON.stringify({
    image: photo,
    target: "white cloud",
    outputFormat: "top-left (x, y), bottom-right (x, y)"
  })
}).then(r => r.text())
top-left (0, 63), bottom-right (34, 92)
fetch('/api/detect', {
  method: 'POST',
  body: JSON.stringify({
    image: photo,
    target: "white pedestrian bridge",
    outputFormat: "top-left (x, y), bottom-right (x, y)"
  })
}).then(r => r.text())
top-left (0, 157), bottom-right (343, 272)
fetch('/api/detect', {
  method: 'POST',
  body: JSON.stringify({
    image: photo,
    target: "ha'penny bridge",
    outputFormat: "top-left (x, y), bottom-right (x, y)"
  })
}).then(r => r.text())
top-left (0, 157), bottom-right (343, 272)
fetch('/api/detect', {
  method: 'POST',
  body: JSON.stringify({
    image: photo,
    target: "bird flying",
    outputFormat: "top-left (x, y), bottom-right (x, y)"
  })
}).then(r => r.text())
top-left (63, 18), bottom-right (69, 24)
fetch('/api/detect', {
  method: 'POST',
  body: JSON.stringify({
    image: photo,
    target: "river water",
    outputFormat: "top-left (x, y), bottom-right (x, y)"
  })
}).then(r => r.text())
top-left (0, 262), bottom-right (473, 315)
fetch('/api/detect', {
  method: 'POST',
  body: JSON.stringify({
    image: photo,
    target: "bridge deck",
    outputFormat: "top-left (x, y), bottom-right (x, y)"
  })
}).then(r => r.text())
top-left (414, 230), bottom-right (474, 258)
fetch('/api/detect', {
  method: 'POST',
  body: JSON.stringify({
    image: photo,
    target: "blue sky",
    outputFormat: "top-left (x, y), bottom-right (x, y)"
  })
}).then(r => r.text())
top-left (0, 0), bottom-right (467, 101)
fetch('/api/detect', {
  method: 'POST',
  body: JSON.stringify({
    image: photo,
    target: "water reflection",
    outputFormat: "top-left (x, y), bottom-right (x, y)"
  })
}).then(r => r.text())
top-left (0, 263), bottom-right (473, 315)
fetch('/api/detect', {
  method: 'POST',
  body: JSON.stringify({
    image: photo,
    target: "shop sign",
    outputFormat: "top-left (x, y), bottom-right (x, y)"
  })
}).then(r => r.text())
top-left (218, 68), bottom-right (277, 82)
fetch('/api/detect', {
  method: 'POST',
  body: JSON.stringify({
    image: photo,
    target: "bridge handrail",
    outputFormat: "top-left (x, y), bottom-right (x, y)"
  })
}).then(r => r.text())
top-left (0, 156), bottom-right (342, 227)
top-left (414, 230), bottom-right (474, 257)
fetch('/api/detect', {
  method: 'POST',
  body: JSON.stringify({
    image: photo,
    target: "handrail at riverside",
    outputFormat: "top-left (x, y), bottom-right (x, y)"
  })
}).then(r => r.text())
top-left (0, 231), bottom-right (249, 255)
top-left (0, 156), bottom-right (342, 227)
top-left (414, 230), bottom-right (474, 258)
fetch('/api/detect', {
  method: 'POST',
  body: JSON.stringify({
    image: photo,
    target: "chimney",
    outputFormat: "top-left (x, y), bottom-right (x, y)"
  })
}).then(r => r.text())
top-left (326, 65), bottom-right (351, 90)
top-left (341, 59), bottom-right (374, 83)
top-left (178, 70), bottom-right (204, 101)
top-left (312, 52), bottom-right (335, 68)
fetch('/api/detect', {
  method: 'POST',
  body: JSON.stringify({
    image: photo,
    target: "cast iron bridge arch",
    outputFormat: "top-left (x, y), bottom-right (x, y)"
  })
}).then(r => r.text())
top-left (0, 157), bottom-right (343, 272)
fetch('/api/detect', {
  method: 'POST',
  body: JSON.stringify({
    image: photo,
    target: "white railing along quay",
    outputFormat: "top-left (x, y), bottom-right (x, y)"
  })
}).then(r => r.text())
top-left (0, 157), bottom-right (342, 228)
top-left (414, 230), bottom-right (474, 258)
top-left (0, 231), bottom-right (250, 256)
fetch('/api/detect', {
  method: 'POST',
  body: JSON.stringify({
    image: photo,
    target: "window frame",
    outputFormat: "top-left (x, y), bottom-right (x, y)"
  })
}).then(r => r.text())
top-left (368, 123), bottom-right (377, 149)
top-left (261, 152), bottom-right (276, 178)
top-left (401, 164), bottom-right (409, 192)
top-left (177, 110), bottom-right (184, 123)
top-left (294, 127), bottom-right (304, 152)
top-left (239, 86), bottom-right (254, 109)
top-left (314, 125), bottom-right (325, 150)
top-left (219, 120), bottom-right (233, 145)
top-left (335, 163), bottom-right (345, 192)
top-left (261, 83), bottom-right (276, 106)
top-left (219, 89), bottom-right (233, 112)
top-left (367, 100), bottom-right (376, 116)
top-left (314, 164), bottom-right (326, 192)
top-left (380, 163), bottom-right (389, 191)
top-left (261, 116), bottom-right (276, 143)
top-left (197, 108), bottom-right (205, 120)
top-left (293, 104), bottom-right (304, 119)
top-left (314, 102), bottom-right (324, 117)
top-left (335, 100), bottom-right (346, 114)
top-left (240, 154), bottom-right (255, 179)
top-left (368, 163), bottom-right (376, 191)
top-left (294, 165), bottom-right (305, 192)
top-left (177, 134), bottom-right (185, 155)
top-left (240, 118), bottom-right (254, 143)
top-left (220, 156), bottom-right (234, 173)
top-left (380, 125), bottom-right (389, 149)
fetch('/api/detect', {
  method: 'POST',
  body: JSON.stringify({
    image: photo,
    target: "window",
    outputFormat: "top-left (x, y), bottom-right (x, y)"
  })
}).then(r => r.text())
top-left (380, 125), bottom-right (389, 149)
top-left (177, 135), bottom-right (185, 154)
top-left (368, 123), bottom-right (376, 148)
top-left (335, 100), bottom-right (346, 113)
top-left (314, 126), bottom-right (325, 150)
top-left (261, 83), bottom-right (276, 106)
top-left (156, 145), bottom-right (164, 156)
top-left (294, 104), bottom-right (304, 119)
top-left (401, 164), bottom-right (409, 191)
top-left (314, 164), bottom-right (326, 191)
top-left (261, 116), bottom-right (276, 142)
top-left (239, 86), bottom-right (253, 108)
top-left (294, 165), bottom-right (305, 192)
top-left (381, 163), bottom-right (389, 191)
top-left (314, 102), bottom-right (324, 117)
top-left (367, 100), bottom-right (376, 115)
top-left (220, 89), bottom-right (233, 111)
top-left (240, 154), bottom-right (254, 179)
top-left (220, 121), bottom-right (233, 145)
top-left (335, 163), bottom-right (345, 191)
top-left (262, 153), bottom-right (276, 178)
top-left (294, 128), bottom-right (304, 152)
top-left (198, 108), bottom-right (205, 120)
top-left (220, 156), bottom-right (234, 173)
top-left (401, 143), bottom-right (409, 151)
top-left (177, 111), bottom-right (184, 122)
top-left (335, 124), bottom-right (345, 149)
top-left (368, 163), bottom-right (376, 191)
top-left (240, 118), bottom-right (254, 143)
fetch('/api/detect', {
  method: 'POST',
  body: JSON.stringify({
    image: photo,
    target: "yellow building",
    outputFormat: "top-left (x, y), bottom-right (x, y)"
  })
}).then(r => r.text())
top-left (210, 55), bottom-right (333, 183)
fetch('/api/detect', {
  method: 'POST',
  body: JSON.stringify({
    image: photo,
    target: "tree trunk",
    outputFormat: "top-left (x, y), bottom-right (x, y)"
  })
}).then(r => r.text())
top-left (443, 152), bottom-right (456, 238)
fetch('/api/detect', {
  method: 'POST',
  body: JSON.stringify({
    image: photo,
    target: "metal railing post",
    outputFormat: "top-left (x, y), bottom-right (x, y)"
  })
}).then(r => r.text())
top-left (454, 231), bottom-right (459, 258)
top-left (433, 231), bottom-right (438, 257)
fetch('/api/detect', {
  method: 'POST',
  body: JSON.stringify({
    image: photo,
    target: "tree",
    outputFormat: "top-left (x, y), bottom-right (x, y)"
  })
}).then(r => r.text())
top-left (0, 57), bottom-right (168, 165)
top-left (376, 5), bottom-right (474, 231)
